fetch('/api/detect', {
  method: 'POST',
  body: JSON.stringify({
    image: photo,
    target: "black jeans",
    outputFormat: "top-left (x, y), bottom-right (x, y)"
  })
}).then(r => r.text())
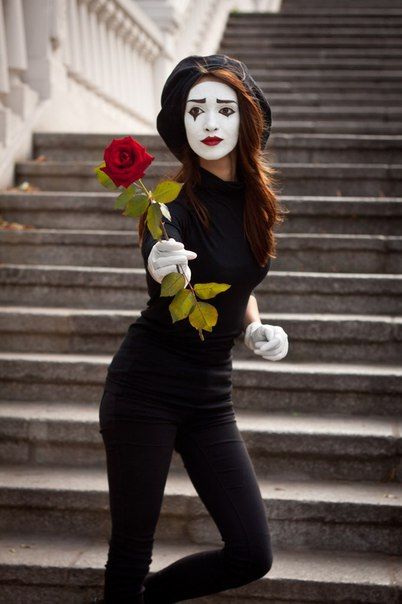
top-left (99, 386), bottom-right (273, 603)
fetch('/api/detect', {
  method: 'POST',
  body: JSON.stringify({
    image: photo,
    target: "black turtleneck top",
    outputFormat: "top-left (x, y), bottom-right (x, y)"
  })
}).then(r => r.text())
top-left (105, 166), bottom-right (271, 409)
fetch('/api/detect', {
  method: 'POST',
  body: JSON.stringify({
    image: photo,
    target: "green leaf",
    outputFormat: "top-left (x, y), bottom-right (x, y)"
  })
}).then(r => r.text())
top-left (188, 301), bottom-right (218, 333)
top-left (193, 282), bottom-right (231, 299)
top-left (169, 288), bottom-right (197, 322)
top-left (123, 192), bottom-right (149, 217)
top-left (160, 271), bottom-right (186, 297)
top-left (146, 203), bottom-right (163, 239)
top-left (94, 162), bottom-right (118, 191)
top-left (152, 180), bottom-right (183, 204)
top-left (114, 185), bottom-right (136, 209)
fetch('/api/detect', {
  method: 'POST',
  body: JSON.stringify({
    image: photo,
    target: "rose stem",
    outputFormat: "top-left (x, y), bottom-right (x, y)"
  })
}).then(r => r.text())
top-left (136, 178), bottom-right (196, 295)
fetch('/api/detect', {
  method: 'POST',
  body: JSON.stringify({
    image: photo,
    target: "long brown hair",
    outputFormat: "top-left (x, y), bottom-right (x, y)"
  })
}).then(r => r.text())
top-left (139, 64), bottom-right (287, 266)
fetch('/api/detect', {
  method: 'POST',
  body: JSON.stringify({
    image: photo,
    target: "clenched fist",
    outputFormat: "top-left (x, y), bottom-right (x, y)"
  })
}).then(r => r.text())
top-left (147, 237), bottom-right (197, 287)
top-left (244, 321), bottom-right (289, 361)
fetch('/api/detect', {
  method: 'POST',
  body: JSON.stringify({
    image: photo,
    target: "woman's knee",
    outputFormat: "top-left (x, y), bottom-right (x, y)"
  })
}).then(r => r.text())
top-left (249, 544), bottom-right (273, 579)
top-left (224, 534), bottom-right (273, 582)
top-left (247, 538), bottom-right (273, 580)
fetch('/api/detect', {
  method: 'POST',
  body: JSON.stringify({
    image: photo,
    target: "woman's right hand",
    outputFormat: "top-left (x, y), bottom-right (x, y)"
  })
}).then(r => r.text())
top-left (147, 237), bottom-right (197, 287)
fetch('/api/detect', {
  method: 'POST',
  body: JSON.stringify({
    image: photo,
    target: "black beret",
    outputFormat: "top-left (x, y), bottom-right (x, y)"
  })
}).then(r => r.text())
top-left (156, 54), bottom-right (272, 162)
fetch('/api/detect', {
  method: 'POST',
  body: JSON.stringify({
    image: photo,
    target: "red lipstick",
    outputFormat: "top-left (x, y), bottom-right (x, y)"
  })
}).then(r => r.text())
top-left (201, 136), bottom-right (223, 146)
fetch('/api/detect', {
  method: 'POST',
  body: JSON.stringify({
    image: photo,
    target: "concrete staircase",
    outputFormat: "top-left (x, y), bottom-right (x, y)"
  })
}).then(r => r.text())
top-left (0, 0), bottom-right (401, 601)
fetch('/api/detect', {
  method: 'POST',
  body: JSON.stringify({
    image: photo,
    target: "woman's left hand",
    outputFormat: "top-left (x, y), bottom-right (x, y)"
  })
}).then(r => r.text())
top-left (244, 321), bottom-right (289, 361)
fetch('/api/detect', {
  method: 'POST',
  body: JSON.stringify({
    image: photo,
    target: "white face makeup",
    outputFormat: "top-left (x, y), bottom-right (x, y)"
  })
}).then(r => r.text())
top-left (184, 79), bottom-right (240, 161)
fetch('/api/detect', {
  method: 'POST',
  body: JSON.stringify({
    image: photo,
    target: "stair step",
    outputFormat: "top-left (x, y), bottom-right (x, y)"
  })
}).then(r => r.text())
top-left (240, 58), bottom-right (402, 69)
top-left (235, 47), bottom-right (402, 58)
top-left (278, 197), bottom-right (402, 235)
top-left (0, 264), bottom-right (402, 316)
top-left (1, 228), bottom-right (400, 273)
top-left (1, 193), bottom-right (401, 234)
top-left (225, 33), bottom-right (402, 47)
top-left (0, 463), bottom-right (400, 554)
top-left (1, 263), bottom-right (401, 313)
top-left (280, 0), bottom-right (402, 9)
top-left (228, 17), bottom-right (402, 27)
top-left (0, 531), bottom-right (399, 604)
top-left (0, 306), bottom-right (400, 364)
top-left (225, 27), bottom-right (402, 37)
top-left (258, 77), bottom-right (402, 87)
top-left (232, 21), bottom-right (402, 33)
top-left (236, 47), bottom-right (400, 62)
top-left (222, 37), bottom-right (402, 48)
top-left (0, 353), bottom-right (401, 415)
top-left (256, 80), bottom-right (402, 92)
top-left (252, 69), bottom-right (402, 79)
top-left (268, 134), bottom-right (402, 163)
top-left (0, 400), bottom-right (400, 482)
top-left (30, 131), bottom-right (402, 163)
top-left (237, 53), bottom-right (402, 66)
top-left (267, 95), bottom-right (402, 109)
top-left (269, 122), bottom-right (402, 136)
top-left (13, 160), bottom-right (402, 196)
top-left (232, 8), bottom-right (402, 17)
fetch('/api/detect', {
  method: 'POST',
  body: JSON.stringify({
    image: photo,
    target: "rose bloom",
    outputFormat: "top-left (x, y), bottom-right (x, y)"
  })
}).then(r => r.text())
top-left (101, 136), bottom-right (154, 188)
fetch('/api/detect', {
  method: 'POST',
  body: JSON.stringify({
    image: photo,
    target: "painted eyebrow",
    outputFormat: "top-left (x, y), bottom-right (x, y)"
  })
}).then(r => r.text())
top-left (186, 98), bottom-right (238, 104)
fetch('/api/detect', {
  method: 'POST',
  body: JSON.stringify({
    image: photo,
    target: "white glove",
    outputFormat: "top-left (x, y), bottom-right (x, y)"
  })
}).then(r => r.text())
top-left (147, 237), bottom-right (197, 287)
top-left (244, 320), bottom-right (289, 361)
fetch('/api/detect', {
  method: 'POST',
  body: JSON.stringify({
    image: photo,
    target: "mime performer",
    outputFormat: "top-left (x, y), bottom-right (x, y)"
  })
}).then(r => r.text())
top-left (96, 54), bottom-right (289, 604)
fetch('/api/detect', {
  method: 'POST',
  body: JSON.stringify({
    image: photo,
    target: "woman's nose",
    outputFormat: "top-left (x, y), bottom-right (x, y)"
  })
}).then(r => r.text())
top-left (204, 111), bottom-right (219, 131)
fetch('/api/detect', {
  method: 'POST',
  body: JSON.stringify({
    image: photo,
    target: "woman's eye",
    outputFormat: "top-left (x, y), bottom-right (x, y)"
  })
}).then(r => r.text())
top-left (220, 107), bottom-right (235, 116)
top-left (189, 107), bottom-right (202, 119)
top-left (188, 107), bottom-right (235, 119)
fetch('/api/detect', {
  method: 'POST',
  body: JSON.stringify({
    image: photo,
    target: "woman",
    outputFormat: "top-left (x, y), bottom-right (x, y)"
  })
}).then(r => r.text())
top-left (97, 54), bottom-right (289, 603)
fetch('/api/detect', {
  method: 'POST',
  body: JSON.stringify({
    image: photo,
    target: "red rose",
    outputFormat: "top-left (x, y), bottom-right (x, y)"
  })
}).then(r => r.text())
top-left (101, 136), bottom-right (155, 188)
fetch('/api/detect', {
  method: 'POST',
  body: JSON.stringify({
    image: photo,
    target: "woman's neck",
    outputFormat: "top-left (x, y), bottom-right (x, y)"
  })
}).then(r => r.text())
top-left (198, 156), bottom-right (238, 183)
